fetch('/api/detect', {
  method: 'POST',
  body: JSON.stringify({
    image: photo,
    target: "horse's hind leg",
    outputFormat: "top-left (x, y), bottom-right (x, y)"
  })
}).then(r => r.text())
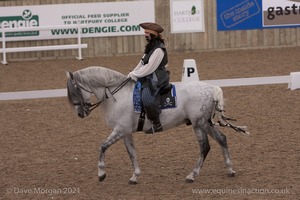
top-left (186, 126), bottom-right (210, 183)
top-left (208, 126), bottom-right (236, 177)
top-left (124, 134), bottom-right (141, 184)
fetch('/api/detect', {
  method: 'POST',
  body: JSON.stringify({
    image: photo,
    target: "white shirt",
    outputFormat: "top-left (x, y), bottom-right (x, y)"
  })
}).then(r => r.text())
top-left (128, 48), bottom-right (164, 81)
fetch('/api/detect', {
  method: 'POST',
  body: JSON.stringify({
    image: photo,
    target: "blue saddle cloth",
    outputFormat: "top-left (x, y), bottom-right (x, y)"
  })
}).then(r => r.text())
top-left (133, 81), bottom-right (177, 113)
top-left (133, 81), bottom-right (143, 113)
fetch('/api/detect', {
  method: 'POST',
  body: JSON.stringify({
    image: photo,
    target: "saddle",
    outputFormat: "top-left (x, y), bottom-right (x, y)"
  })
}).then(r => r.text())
top-left (133, 82), bottom-right (177, 131)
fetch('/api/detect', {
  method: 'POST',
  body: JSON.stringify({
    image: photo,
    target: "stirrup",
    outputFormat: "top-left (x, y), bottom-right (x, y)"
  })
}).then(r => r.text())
top-left (145, 124), bottom-right (163, 134)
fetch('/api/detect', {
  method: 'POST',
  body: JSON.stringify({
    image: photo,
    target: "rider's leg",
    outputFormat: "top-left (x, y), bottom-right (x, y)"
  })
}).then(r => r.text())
top-left (141, 87), bottom-right (162, 133)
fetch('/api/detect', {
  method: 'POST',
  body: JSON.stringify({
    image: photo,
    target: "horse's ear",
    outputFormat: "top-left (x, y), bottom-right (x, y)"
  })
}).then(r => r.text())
top-left (66, 71), bottom-right (74, 80)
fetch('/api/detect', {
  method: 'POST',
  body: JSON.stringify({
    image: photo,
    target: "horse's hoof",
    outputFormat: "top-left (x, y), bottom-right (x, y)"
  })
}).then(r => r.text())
top-left (185, 178), bottom-right (194, 183)
top-left (227, 172), bottom-right (236, 177)
top-left (98, 173), bottom-right (106, 182)
top-left (128, 180), bottom-right (138, 185)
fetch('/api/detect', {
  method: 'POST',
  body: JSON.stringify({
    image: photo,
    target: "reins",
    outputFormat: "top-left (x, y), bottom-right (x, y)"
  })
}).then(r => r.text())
top-left (72, 77), bottom-right (131, 114)
top-left (111, 77), bottom-right (131, 95)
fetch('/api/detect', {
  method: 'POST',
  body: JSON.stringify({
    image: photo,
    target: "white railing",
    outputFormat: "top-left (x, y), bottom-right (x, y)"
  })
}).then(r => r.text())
top-left (0, 24), bottom-right (88, 65)
top-left (0, 74), bottom-right (298, 100)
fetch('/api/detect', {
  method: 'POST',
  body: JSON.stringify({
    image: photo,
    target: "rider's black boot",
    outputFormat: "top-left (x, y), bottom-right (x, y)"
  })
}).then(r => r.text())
top-left (144, 105), bottom-right (163, 134)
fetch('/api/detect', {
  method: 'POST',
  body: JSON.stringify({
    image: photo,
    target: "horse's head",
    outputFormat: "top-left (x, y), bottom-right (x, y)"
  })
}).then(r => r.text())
top-left (66, 67), bottom-right (129, 118)
top-left (66, 71), bottom-right (93, 118)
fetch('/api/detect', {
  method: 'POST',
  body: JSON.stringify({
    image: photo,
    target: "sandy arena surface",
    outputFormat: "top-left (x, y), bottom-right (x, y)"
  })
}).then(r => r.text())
top-left (0, 47), bottom-right (299, 200)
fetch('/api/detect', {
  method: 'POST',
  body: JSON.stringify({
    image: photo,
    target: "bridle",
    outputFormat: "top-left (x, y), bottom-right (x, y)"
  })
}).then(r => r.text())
top-left (68, 77), bottom-right (131, 115)
top-left (74, 82), bottom-right (102, 115)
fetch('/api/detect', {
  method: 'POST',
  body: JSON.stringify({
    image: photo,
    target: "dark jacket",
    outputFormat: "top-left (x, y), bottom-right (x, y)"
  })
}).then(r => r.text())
top-left (139, 40), bottom-right (169, 93)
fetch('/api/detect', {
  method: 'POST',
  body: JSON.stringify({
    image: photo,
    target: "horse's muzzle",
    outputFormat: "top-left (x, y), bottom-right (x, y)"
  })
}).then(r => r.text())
top-left (77, 106), bottom-right (90, 118)
top-left (78, 112), bottom-right (85, 118)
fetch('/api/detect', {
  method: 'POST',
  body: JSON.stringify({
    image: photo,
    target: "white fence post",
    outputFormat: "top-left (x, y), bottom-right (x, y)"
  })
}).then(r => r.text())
top-left (76, 22), bottom-right (83, 60)
top-left (1, 28), bottom-right (8, 65)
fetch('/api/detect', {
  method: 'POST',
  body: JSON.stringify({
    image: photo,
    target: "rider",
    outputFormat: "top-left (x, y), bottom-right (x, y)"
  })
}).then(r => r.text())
top-left (128, 22), bottom-right (169, 134)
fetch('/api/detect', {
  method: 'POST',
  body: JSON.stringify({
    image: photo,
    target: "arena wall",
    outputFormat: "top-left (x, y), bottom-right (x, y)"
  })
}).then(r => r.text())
top-left (1, 0), bottom-right (300, 61)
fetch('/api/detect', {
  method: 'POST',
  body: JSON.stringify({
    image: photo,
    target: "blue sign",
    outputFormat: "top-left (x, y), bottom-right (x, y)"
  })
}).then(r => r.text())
top-left (217, 0), bottom-right (262, 30)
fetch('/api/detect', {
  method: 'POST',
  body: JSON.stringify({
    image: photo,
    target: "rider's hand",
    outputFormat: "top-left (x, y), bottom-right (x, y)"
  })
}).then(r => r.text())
top-left (127, 72), bottom-right (137, 81)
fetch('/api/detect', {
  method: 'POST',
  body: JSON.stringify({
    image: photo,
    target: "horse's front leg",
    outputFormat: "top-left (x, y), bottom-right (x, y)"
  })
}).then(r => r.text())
top-left (124, 134), bottom-right (141, 184)
top-left (98, 129), bottom-right (126, 182)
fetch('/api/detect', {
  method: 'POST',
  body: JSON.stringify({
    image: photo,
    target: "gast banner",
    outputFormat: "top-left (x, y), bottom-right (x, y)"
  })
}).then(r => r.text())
top-left (263, 0), bottom-right (300, 27)
top-left (0, 1), bottom-right (154, 41)
top-left (217, 0), bottom-right (300, 31)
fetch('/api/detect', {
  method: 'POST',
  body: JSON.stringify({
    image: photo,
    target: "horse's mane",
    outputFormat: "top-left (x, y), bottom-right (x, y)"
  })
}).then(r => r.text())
top-left (73, 66), bottom-right (127, 88)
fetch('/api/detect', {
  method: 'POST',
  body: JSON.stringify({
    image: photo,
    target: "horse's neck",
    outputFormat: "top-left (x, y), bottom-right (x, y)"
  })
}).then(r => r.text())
top-left (102, 81), bottom-right (133, 103)
top-left (80, 66), bottom-right (125, 86)
top-left (93, 79), bottom-right (133, 103)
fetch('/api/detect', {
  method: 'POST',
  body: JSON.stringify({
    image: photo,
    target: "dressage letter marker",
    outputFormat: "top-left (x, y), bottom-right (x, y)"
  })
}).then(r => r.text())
top-left (187, 67), bottom-right (195, 77)
top-left (182, 59), bottom-right (199, 82)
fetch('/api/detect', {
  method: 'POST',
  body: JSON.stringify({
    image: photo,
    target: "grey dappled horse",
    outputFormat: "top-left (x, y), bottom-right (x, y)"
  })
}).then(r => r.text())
top-left (66, 66), bottom-right (248, 184)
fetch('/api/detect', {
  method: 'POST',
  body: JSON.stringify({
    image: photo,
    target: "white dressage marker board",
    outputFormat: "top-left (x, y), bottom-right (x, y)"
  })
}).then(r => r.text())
top-left (288, 72), bottom-right (300, 90)
top-left (182, 59), bottom-right (199, 82)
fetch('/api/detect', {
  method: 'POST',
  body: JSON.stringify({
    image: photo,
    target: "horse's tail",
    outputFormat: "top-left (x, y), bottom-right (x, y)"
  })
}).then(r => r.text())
top-left (211, 86), bottom-right (250, 136)
top-left (212, 86), bottom-right (225, 111)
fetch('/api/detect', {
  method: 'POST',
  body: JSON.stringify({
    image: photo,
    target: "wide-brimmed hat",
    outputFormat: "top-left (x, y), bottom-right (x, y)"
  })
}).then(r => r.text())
top-left (139, 22), bottom-right (164, 36)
